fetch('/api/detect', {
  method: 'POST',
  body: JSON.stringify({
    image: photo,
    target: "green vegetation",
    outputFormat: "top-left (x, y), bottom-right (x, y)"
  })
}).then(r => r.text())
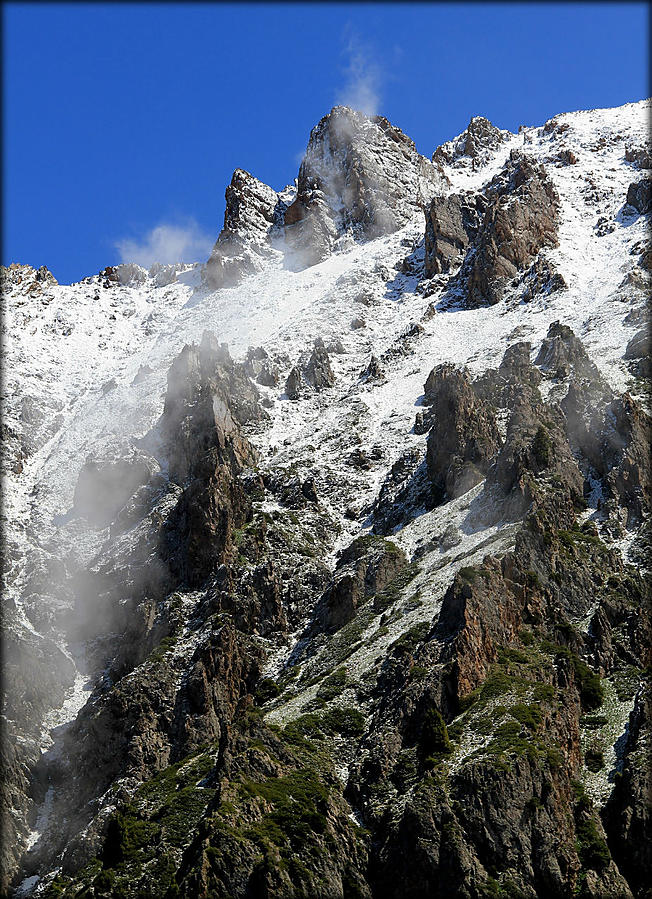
top-left (584, 746), bottom-right (605, 773)
top-left (509, 703), bottom-right (541, 731)
top-left (610, 665), bottom-right (644, 701)
top-left (447, 720), bottom-right (464, 743)
top-left (420, 707), bottom-right (452, 760)
top-left (283, 707), bottom-right (365, 746)
top-left (580, 714), bottom-right (609, 729)
top-left (255, 677), bottom-right (281, 704)
top-left (532, 425), bottom-right (552, 468)
top-left (532, 683), bottom-right (555, 702)
top-left (392, 750), bottom-right (418, 791)
top-left (557, 526), bottom-right (603, 550)
top-left (539, 641), bottom-right (604, 710)
top-left (318, 606), bottom-right (375, 670)
top-left (572, 780), bottom-right (611, 872)
top-left (373, 562), bottom-right (420, 613)
top-left (459, 566), bottom-right (479, 583)
top-left (497, 647), bottom-right (530, 665)
top-left (409, 664), bottom-right (429, 680)
top-left (572, 659), bottom-right (604, 710)
top-left (150, 635), bottom-right (178, 663)
top-left (316, 666), bottom-right (347, 702)
top-left (102, 806), bottom-right (158, 867)
top-left (239, 768), bottom-right (330, 855)
top-left (390, 621), bottom-right (431, 656)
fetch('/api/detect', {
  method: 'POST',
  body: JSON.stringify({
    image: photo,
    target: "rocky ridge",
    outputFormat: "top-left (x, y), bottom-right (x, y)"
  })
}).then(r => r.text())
top-left (2, 98), bottom-right (651, 898)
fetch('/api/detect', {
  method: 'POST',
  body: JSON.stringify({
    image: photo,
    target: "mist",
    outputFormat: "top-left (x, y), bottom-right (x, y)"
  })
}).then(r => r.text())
top-left (336, 31), bottom-right (382, 116)
top-left (115, 219), bottom-right (214, 268)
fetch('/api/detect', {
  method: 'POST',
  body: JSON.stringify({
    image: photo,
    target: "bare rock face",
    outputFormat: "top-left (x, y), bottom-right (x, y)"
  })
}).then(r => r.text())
top-left (626, 177), bottom-right (652, 214)
top-left (625, 145), bottom-right (652, 170)
top-left (424, 192), bottom-right (485, 276)
top-left (433, 115), bottom-right (509, 168)
top-left (316, 535), bottom-right (408, 633)
top-left (204, 169), bottom-right (283, 289)
top-left (424, 364), bottom-right (502, 502)
top-left (463, 152), bottom-right (560, 306)
top-left (593, 392), bottom-right (651, 524)
top-left (489, 390), bottom-right (584, 523)
top-left (536, 321), bottom-right (605, 383)
top-left (284, 342), bottom-right (335, 399)
top-left (163, 330), bottom-right (265, 483)
top-left (624, 326), bottom-right (651, 379)
top-left (244, 346), bottom-right (280, 387)
top-left (517, 254), bottom-right (567, 302)
top-left (604, 687), bottom-right (652, 897)
top-left (161, 331), bottom-right (264, 586)
top-left (284, 106), bottom-right (445, 268)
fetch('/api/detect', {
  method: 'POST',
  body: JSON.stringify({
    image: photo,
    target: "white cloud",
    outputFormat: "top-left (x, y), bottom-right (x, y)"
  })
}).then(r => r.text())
top-left (336, 30), bottom-right (382, 116)
top-left (115, 219), bottom-right (214, 268)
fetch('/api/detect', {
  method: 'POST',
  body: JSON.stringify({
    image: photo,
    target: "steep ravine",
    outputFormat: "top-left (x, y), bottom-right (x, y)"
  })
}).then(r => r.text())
top-left (2, 99), bottom-right (650, 898)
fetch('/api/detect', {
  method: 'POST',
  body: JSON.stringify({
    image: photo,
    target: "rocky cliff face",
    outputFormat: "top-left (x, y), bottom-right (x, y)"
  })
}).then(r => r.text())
top-left (3, 98), bottom-right (651, 899)
top-left (284, 106), bottom-right (445, 267)
top-left (204, 169), bottom-right (286, 289)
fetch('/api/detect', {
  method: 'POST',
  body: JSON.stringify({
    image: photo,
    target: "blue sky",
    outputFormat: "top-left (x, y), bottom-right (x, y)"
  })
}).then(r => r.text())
top-left (3, 2), bottom-right (648, 284)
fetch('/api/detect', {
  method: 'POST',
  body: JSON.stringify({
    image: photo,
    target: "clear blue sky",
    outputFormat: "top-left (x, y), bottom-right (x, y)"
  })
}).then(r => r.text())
top-left (3, 2), bottom-right (648, 284)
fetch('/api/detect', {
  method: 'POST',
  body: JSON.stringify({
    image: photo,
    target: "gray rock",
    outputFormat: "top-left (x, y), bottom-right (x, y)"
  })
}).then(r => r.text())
top-left (424, 192), bottom-right (484, 276)
top-left (424, 364), bottom-right (502, 502)
top-left (462, 152), bottom-right (560, 306)
top-left (433, 115), bottom-right (509, 168)
top-left (285, 106), bottom-right (445, 268)
top-left (626, 178), bottom-right (652, 214)
top-left (205, 169), bottom-right (282, 288)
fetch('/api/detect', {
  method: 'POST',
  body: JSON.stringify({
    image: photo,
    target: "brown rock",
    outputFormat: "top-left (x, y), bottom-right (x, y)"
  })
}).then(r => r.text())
top-left (463, 152), bottom-right (560, 306)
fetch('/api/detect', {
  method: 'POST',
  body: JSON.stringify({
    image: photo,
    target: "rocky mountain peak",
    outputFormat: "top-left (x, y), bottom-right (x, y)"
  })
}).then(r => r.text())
top-left (204, 169), bottom-right (284, 289)
top-left (434, 114), bottom-right (510, 168)
top-left (284, 105), bottom-right (445, 267)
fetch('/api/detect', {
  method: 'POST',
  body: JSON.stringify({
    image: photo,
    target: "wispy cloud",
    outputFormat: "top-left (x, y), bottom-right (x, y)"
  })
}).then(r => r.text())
top-left (336, 29), bottom-right (382, 116)
top-left (115, 219), bottom-right (214, 268)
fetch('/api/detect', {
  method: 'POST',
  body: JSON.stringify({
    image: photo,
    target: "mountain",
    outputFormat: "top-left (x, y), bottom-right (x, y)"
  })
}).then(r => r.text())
top-left (1, 98), bottom-right (650, 899)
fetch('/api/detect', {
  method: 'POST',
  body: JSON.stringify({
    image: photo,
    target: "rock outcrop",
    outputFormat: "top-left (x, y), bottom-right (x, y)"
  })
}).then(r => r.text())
top-left (433, 115), bottom-right (509, 169)
top-left (424, 192), bottom-right (485, 275)
top-left (425, 151), bottom-right (561, 303)
top-left (424, 364), bottom-right (502, 502)
top-left (316, 535), bottom-right (408, 632)
top-left (161, 331), bottom-right (264, 585)
top-left (284, 106), bottom-right (445, 267)
top-left (204, 169), bottom-right (285, 288)
top-left (463, 152), bottom-right (560, 305)
top-left (626, 178), bottom-right (652, 214)
top-left (284, 342), bottom-right (335, 399)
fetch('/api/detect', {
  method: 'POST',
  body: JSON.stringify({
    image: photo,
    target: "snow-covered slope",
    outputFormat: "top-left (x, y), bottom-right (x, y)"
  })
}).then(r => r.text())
top-left (2, 98), bottom-right (650, 896)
